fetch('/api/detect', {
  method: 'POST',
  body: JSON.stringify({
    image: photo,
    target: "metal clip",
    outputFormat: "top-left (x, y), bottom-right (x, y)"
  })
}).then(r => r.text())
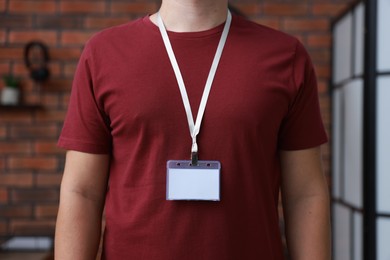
top-left (191, 151), bottom-right (198, 166)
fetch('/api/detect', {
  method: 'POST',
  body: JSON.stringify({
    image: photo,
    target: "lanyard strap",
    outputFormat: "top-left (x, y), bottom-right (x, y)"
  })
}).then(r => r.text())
top-left (157, 10), bottom-right (232, 164)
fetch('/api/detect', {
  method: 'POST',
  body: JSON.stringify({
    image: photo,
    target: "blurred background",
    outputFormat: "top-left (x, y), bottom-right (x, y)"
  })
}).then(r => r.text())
top-left (0, 0), bottom-right (389, 259)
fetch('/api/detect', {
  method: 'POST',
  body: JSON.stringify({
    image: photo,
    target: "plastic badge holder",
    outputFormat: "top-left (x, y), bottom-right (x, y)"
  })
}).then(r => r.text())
top-left (166, 160), bottom-right (221, 201)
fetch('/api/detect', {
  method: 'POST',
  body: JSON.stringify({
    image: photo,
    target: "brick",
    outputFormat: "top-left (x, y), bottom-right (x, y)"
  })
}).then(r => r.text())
top-left (60, 1), bottom-right (105, 14)
top-left (307, 34), bottom-right (331, 48)
top-left (64, 63), bottom-right (77, 77)
top-left (263, 3), bottom-right (308, 16)
top-left (0, 188), bottom-right (8, 203)
top-left (10, 124), bottom-right (58, 139)
top-left (254, 18), bottom-right (280, 30)
top-left (61, 31), bottom-right (96, 46)
top-left (322, 121), bottom-right (330, 132)
top-left (10, 220), bottom-right (55, 235)
top-left (41, 93), bottom-right (61, 108)
top-left (51, 47), bottom-right (82, 61)
top-left (317, 80), bottom-right (329, 94)
top-left (34, 141), bottom-right (63, 154)
top-left (0, 48), bottom-right (24, 60)
top-left (61, 93), bottom-right (71, 109)
top-left (23, 94), bottom-right (42, 106)
top-left (0, 220), bottom-right (6, 235)
top-left (19, 79), bottom-right (35, 92)
top-left (0, 0), bottom-right (5, 12)
top-left (0, 205), bottom-right (32, 218)
top-left (0, 29), bottom-right (5, 44)
top-left (36, 173), bottom-right (63, 187)
top-left (234, 3), bottom-right (260, 16)
top-left (12, 62), bottom-right (29, 77)
top-left (321, 106), bottom-right (330, 125)
top-left (85, 17), bottom-right (131, 29)
top-left (45, 78), bottom-right (73, 92)
top-left (307, 49), bottom-right (330, 64)
top-left (314, 64), bottom-right (330, 78)
top-left (48, 62), bottom-right (62, 77)
top-left (8, 157), bottom-right (57, 171)
top-left (0, 126), bottom-right (6, 138)
top-left (36, 16), bottom-right (84, 30)
top-left (312, 3), bottom-right (348, 16)
top-left (0, 141), bottom-right (31, 155)
top-left (0, 157), bottom-right (4, 170)
top-left (282, 18), bottom-right (329, 32)
top-left (0, 15), bottom-right (32, 28)
top-left (0, 62), bottom-right (10, 76)
top-left (0, 173), bottom-right (33, 187)
top-left (0, 111), bottom-right (33, 123)
top-left (9, 0), bottom-right (56, 14)
top-left (321, 113), bottom-right (330, 128)
top-left (35, 110), bottom-right (67, 122)
top-left (25, 93), bottom-right (43, 106)
top-left (9, 30), bottom-right (57, 45)
top-left (110, 2), bottom-right (158, 15)
top-left (21, 91), bottom-right (41, 105)
top-left (35, 204), bottom-right (58, 218)
top-left (11, 188), bottom-right (59, 203)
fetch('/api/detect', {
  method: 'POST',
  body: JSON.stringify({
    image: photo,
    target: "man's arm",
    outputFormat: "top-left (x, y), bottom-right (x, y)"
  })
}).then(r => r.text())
top-left (280, 146), bottom-right (331, 260)
top-left (55, 150), bottom-right (110, 260)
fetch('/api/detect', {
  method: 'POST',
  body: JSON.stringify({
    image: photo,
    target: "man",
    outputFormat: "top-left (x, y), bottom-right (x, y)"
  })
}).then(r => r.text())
top-left (55, 0), bottom-right (331, 259)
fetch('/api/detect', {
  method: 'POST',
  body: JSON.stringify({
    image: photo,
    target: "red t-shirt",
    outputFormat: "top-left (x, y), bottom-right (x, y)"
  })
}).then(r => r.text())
top-left (58, 14), bottom-right (327, 259)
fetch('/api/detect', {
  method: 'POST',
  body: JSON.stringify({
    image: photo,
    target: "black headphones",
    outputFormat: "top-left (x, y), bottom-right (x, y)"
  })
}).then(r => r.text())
top-left (24, 41), bottom-right (50, 82)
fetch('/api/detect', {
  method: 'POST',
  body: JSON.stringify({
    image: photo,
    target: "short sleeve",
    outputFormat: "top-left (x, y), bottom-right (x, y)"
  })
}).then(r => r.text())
top-left (278, 41), bottom-right (328, 150)
top-left (58, 41), bottom-right (112, 154)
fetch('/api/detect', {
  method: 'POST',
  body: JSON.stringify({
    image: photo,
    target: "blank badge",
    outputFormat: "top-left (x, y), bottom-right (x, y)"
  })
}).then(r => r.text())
top-left (166, 160), bottom-right (221, 201)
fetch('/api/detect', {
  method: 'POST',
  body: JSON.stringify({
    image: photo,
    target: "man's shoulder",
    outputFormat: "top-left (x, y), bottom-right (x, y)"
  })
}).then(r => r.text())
top-left (232, 15), bottom-right (298, 50)
top-left (85, 16), bottom-right (151, 50)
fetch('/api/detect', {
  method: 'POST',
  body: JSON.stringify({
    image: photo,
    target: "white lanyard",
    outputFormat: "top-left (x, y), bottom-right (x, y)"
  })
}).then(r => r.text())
top-left (157, 10), bottom-right (232, 164)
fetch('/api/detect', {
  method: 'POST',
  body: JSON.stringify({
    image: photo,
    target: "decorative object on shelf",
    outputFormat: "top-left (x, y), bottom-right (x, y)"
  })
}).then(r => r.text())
top-left (21, 41), bottom-right (50, 106)
top-left (1, 74), bottom-right (21, 105)
top-left (24, 41), bottom-right (50, 83)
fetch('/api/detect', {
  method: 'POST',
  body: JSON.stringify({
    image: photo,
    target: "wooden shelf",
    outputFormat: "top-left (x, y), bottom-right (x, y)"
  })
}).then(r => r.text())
top-left (0, 104), bottom-right (43, 110)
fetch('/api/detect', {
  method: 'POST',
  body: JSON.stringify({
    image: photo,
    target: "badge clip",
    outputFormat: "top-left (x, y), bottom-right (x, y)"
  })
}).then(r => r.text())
top-left (191, 151), bottom-right (198, 166)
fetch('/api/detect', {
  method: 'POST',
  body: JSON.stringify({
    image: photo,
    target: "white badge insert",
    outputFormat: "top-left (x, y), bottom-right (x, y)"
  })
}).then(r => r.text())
top-left (167, 160), bottom-right (221, 201)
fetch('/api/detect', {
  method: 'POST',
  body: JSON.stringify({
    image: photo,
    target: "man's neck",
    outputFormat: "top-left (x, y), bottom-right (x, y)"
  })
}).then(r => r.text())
top-left (150, 0), bottom-right (228, 32)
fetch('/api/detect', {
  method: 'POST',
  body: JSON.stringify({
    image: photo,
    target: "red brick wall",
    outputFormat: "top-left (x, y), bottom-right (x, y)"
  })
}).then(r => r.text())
top-left (0, 0), bottom-right (352, 243)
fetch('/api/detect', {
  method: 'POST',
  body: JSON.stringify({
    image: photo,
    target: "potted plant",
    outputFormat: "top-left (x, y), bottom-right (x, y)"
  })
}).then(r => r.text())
top-left (1, 74), bottom-right (20, 105)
